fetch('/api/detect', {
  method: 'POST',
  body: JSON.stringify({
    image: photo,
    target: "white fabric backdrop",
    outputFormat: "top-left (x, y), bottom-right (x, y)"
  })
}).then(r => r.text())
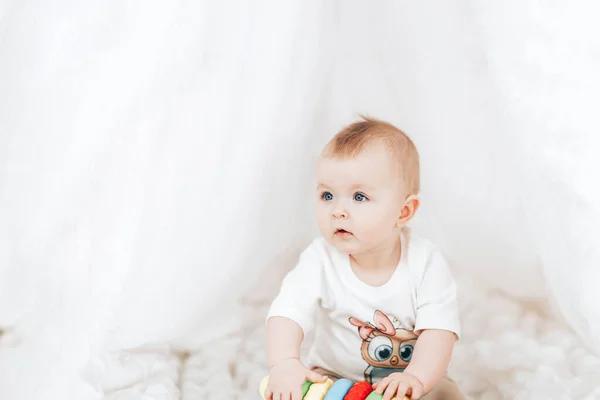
top-left (470, 0), bottom-right (600, 356)
top-left (0, 1), bottom-right (598, 399)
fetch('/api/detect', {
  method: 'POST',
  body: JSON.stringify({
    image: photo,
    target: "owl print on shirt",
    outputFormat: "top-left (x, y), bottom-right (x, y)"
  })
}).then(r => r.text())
top-left (348, 310), bottom-right (418, 384)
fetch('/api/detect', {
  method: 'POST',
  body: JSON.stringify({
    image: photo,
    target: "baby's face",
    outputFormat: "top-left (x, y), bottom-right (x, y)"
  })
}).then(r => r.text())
top-left (316, 143), bottom-right (406, 255)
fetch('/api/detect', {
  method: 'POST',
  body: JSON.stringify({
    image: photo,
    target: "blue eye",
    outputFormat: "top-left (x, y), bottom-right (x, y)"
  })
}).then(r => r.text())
top-left (321, 191), bottom-right (334, 201)
top-left (353, 193), bottom-right (368, 202)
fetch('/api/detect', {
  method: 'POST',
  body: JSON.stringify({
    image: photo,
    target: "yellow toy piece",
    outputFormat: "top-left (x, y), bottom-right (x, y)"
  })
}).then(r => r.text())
top-left (303, 378), bottom-right (334, 400)
top-left (259, 376), bottom-right (269, 398)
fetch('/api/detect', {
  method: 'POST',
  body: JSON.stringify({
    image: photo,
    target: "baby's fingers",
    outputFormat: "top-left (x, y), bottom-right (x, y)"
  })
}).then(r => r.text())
top-left (306, 370), bottom-right (328, 383)
top-left (263, 387), bottom-right (273, 400)
top-left (382, 381), bottom-right (399, 400)
top-left (396, 382), bottom-right (410, 398)
top-left (291, 388), bottom-right (303, 400)
top-left (409, 385), bottom-right (425, 400)
top-left (375, 377), bottom-right (392, 394)
top-left (273, 391), bottom-right (287, 400)
top-left (272, 392), bottom-right (286, 400)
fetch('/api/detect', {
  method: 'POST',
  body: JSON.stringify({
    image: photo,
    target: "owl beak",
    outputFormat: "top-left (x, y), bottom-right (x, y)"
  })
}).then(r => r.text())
top-left (390, 356), bottom-right (399, 365)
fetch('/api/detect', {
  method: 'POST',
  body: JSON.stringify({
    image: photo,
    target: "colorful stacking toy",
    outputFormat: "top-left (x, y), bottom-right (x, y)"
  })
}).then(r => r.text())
top-left (324, 379), bottom-right (354, 400)
top-left (259, 376), bottom-right (409, 400)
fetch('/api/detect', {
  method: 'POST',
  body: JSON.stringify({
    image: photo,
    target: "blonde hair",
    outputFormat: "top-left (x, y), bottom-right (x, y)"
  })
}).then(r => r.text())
top-left (323, 116), bottom-right (420, 194)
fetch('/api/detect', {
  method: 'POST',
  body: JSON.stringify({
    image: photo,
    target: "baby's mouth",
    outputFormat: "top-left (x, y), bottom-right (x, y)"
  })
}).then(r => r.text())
top-left (334, 228), bottom-right (353, 237)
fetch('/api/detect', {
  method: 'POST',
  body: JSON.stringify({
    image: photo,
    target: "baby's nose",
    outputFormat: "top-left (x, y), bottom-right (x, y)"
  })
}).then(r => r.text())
top-left (332, 203), bottom-right (348, 219)
top-left (332, 209), bottom-right (348, 218)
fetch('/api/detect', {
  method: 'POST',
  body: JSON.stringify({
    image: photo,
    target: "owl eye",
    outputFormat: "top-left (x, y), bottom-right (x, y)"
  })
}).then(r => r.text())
top-left (399, 344), bottom-right (414, 362)
top-left (367, 336), bottom-right (393, 362)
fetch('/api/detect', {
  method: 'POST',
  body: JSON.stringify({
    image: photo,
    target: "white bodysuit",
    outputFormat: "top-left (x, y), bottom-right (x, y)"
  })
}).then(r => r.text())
top-left (267, 228), bottom-right (461, 383)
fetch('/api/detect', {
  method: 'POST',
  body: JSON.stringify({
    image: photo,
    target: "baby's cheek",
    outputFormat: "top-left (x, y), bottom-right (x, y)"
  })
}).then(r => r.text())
top-left (360, 213), bottom-right (393, 237)
top-left (315, 212), bottom-right (331, 233)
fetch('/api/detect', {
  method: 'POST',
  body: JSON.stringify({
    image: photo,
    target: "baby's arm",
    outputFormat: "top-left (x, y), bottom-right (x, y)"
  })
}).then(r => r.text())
top-left (373, 330), bottom-right (456, 399)
top-left (266, 316), bottom-right (303, 367)
top-left (265, 317), bottom-right (328, 400)
top-left (403, 329), bottom-right (456, 392)
top-left (264, 244), bottom-right (328, 399)
top-left (375, 246), bottom-right (461, 399)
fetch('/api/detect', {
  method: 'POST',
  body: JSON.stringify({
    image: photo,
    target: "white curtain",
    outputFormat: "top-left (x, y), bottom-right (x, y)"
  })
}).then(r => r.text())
top-left (1, 1), bottom-right (598, 399)
top-left (470, 0), bottom-right (600, 354)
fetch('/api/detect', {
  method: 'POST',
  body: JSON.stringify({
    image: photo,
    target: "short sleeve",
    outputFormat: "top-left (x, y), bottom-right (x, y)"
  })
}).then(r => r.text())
top-left (413, 247), bottom-right (461, 339)
top-left (266, 244), bottom-right (324, 334)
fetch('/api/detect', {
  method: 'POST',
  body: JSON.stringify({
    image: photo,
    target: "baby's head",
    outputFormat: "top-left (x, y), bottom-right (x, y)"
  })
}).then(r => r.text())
top-left (316, 116), bottom-right (420, 255)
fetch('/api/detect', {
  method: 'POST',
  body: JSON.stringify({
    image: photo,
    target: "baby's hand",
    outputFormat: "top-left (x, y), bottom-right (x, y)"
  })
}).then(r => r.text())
top-left (372, 372), bottom-right (425, 400)
top-left (264, 358), bottom-right (328, 400)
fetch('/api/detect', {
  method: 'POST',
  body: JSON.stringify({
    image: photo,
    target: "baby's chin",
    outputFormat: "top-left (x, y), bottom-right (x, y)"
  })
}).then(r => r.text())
top-left (327, 234), bottom-right (362, 254)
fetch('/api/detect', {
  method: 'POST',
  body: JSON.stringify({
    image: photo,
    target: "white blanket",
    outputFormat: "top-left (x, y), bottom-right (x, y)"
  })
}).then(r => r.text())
top-left (93, 274), bottom-right (600, 399)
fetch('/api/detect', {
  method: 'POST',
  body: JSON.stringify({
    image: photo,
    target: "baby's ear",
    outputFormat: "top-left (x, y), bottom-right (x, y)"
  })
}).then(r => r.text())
top-left (397, 194), bottom-right (420, 225)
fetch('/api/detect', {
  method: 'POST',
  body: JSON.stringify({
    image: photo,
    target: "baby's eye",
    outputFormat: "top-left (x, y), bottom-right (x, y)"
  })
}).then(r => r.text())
top-left (353, 193), bottom-right (368, 202)
top-left (321, 191), bottom-right (334, 201)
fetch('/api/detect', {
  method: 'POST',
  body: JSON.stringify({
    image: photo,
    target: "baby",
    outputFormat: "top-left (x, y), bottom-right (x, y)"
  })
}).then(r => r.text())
top-left (264, 117), bottom-right (464, 400)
